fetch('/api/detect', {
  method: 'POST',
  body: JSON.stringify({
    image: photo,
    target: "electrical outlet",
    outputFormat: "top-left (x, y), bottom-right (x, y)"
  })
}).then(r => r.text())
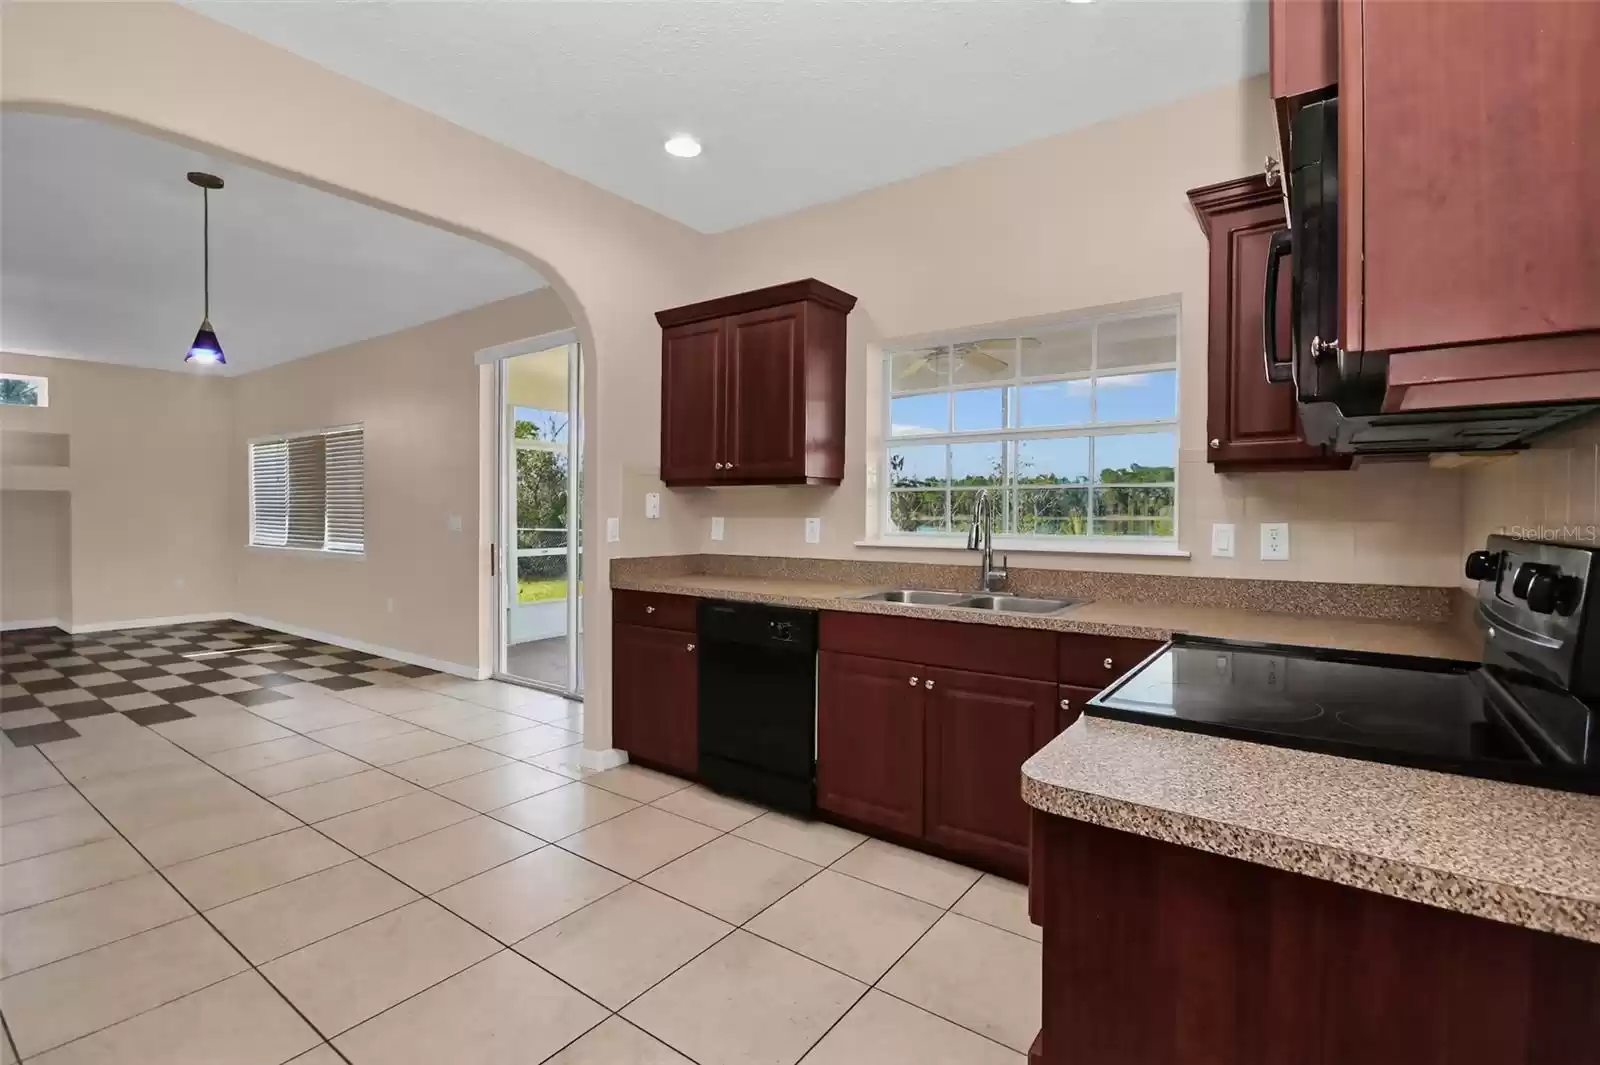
top-left (710, 516), bottom-right (725, 542)
top-left (1210, 523), bottom-right (1235, 559)
top-left (645, 493), bottom-right (661, 519)
top-left (446, 514), bottom-right (463, 533)
top-left (1259, 522), bottom-right (1290, 561)
top-left (805, 517), bottom-right (822, 544)
top-left (606, 517), bottom-right (620, 543)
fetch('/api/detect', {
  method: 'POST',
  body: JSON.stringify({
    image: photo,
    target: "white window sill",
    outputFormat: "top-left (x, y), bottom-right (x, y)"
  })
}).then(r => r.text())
top-left (248, 544), bottom-right (366, 560)
top-left (853, 534), bottom-right (1190, 559)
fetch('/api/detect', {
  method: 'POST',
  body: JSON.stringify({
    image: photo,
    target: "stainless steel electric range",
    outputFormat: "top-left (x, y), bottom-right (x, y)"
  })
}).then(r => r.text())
top-left (1087, 535), bottom-right (1599, 794)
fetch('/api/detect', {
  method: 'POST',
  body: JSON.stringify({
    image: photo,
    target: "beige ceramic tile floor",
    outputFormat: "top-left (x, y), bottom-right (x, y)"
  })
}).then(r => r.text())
top-left (1, 663), bottom-right (1038, 1063)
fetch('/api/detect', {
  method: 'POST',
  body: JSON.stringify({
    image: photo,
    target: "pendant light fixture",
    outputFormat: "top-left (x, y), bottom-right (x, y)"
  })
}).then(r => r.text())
top-left (184, 171), bottom-right (225, 365)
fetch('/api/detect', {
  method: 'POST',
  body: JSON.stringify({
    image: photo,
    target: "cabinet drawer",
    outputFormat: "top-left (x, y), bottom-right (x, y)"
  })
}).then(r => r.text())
top-left (613, 590), bottom-right (699, 631)
top-left (1056, 684), bottom-right (1100, 734)
top-left (1058, 634), bottom-right (1164, 689)
top-left (820, 611), bottom-right (1056, 682)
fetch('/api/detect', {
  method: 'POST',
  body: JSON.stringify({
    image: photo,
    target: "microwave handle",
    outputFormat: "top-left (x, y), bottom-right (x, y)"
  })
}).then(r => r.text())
top-left (1262, 228), bottom-right (1294, 386)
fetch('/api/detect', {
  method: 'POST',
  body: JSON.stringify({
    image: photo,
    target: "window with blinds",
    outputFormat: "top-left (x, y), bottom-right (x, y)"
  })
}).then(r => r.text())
top-left (248, 426), bottom-right (364, 553)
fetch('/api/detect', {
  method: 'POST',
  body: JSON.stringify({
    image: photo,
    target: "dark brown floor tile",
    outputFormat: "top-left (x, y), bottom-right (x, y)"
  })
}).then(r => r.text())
top-left (388, 664), bottom-right (438, 679)
top-left (226, 688), bottom-right (292, 707)
top-left (123, 704), bottom-right (196, 726)
top-left (312, 675), bottom-right (371, 691)
top-left (54, 700), bottom-right (120, 720)
top-left (3, 720), bottom-right (81, 746)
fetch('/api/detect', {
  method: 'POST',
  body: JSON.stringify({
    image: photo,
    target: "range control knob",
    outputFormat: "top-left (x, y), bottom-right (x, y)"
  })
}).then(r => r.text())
top-left (1525, 571), bottom-right (1562, 615)
top-left (1464, 550), bottom-right (1500, 582)
top-left (1511, 562), bottom-right (1552, 600)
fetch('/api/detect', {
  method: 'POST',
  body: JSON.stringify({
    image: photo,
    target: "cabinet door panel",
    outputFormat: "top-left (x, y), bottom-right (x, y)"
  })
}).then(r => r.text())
top-left (724, 303), bottom-right (804, 480)
top-left (817, 651), bottom-right (924, 838)
top-left (612, 623), bottom-right (698, 776)
top-left (1269, 0), bottom-right (1337, 100)
top-left (661, 320), bottom-right (725, 484)
top-left (924, 667), bottom-right (1055, 874)
top-left (1356, 0), bottom-right (1600, 353)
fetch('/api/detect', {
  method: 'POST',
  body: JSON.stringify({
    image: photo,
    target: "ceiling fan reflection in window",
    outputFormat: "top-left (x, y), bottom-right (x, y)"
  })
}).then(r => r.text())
top-left (895, 338), bottom-right (1032, 385)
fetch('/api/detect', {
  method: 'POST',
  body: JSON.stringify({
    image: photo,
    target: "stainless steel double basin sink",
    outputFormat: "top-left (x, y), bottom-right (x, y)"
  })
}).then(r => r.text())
top-left (854, 589), bottom-right (1082, 616)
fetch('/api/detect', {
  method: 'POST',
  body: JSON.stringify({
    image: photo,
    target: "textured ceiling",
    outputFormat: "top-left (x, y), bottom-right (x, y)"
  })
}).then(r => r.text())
top-left (0, 112), bottom-right (543, 375)
top-left (188, 0), bottom-right (1267, 233)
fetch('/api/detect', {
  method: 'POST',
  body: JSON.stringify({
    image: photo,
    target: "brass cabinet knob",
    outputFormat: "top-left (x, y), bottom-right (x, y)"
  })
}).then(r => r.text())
top-left (686, 643), bottom-right (695, 652)
top-left (1060, 698), bottom-right (1070, 710)
top-left (714, 462), bottom-right (724, 470)
top-left (645, 605), bottom-right (656, 613)
top-left (1210, 438), bottom-right (1220, 449)
top-left (909, 676), bottom-right (919, 686)
top-left (1104, 657), bottom-right (1114, 669)
top-left (925, 678), bottom-right (935, 690)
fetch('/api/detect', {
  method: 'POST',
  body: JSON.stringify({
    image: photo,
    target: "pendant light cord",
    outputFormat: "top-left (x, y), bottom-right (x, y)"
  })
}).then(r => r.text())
top-left (202, 188), bottom-right (210, 320)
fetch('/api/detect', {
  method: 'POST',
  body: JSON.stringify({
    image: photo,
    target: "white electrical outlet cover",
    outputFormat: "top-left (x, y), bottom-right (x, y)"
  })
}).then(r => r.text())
top-left (447, 514), bottom-right (463, 533)
top-left (1210, 523), bottom-right (1235, 558)
top-left (1260, 522), bottom-right (1290, 561)
top-left (606, 517), bottom-right (620, 543)
top-left (645, 493), bottom-right (661, 519)
top-left (805, 517), bottom-right (822, 544)
top-left (710, 516), bottom-right (725, 542)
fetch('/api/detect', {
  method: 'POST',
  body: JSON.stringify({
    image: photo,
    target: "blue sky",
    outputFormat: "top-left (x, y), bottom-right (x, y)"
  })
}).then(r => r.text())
top-left (891, 371), bottom-right (1175, 436)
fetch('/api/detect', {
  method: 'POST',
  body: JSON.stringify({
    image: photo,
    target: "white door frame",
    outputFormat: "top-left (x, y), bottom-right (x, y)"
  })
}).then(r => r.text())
top-left (487, 331), bottom-right (584, 699)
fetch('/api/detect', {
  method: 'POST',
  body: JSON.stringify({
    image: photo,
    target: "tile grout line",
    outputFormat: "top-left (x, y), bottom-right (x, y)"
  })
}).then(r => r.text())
top-left (27, 741), bottom-right (359, 1065)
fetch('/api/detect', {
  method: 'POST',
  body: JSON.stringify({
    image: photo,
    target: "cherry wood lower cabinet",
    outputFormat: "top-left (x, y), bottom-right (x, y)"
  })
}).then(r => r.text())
top-left (1056, 684), bottom-right (1099, 734)
top-left (816, 651), bottom-right (926, 838)
top-left (611, 623), bottom-right (698, 777)
top-left (923, 668), bottom-right (1055, 872)
top-left (1030, 812), bottom-right (1600, 1065)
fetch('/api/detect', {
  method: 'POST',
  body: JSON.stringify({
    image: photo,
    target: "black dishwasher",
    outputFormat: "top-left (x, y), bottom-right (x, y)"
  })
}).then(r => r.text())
top-left (697, 599), bottom-right (818, 815)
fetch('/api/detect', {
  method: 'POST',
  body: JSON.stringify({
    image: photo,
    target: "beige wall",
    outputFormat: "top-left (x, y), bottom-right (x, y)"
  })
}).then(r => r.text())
top-left (0, 490), bottom-right (72, 627)
top-left (1460, 418), bottom-right (1600, 586)
top-left (669, 77), bottom-right (1465, 588)
top-left (231, 289), bottom-right (571, 672)
top-left (0, 352), bottom-right (233, 627)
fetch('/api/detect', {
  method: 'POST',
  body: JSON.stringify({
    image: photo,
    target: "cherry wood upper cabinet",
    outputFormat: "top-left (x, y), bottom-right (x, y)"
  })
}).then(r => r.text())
top-left (660, 320), bottom-right (724, 485)
top-left (612, 622), bottom-right (698, 776)
top-left (1344, 0), bottom-right (1600, 358)
top-left (1187, 175), bottom-right (1349, 471)
top-left (657, 279), bottom-right (856, 487)
top-left (816, 650), bottom-right (926, 839)
top-left (1269, 0), bottom-right (1337, 100)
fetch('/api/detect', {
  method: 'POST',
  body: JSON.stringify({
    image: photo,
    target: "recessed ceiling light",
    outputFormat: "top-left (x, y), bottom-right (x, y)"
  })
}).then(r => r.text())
top-left (664, 135), bottom-right (702, 159)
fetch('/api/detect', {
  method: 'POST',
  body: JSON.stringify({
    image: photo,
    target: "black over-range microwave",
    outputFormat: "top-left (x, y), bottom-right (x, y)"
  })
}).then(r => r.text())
top-left (1264, 97), bottom-right (1596, 456)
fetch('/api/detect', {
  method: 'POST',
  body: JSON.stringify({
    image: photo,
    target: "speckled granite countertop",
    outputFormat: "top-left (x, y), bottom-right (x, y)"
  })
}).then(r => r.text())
top-left (612, 572), bottom-right (1480, 660)
top-left (1021, 718), bottom-right (1600, 943)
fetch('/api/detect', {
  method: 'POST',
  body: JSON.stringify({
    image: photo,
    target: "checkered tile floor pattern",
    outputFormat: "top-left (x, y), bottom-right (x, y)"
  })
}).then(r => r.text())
top-left (0, 621), bottom-right (436, 748)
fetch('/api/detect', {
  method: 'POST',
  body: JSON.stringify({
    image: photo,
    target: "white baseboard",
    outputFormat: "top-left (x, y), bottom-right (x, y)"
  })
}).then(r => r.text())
top-left (580, 747), bottom-right (628, 772)
top-left (1, 618), bottom-right (66, 632)
top-left (70, 612), bottom-right (232, 634)
top-left (231, 614), bottom-right (480, 679)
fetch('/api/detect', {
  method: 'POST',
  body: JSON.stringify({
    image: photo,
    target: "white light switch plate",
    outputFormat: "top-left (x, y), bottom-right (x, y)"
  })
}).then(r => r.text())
top-left (644, 492), bottom-right (660, 519)
top-left (1210, 522), bottom-right (1235, 558)
top-left (805, 517), bottom-right (822, 544)
top-left (447, 514), bottom-right (463, 533)
top-left (710, 516), bottom-right (725, 542)
top-left (1259, 522), bottom-right (1290, 561)
top-left (606, 517), bottom-right (620, 543)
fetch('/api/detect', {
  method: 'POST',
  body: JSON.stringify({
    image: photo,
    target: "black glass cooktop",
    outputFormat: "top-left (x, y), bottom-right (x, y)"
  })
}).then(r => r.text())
top-left (1086, 635), bottom-right (1599, 794)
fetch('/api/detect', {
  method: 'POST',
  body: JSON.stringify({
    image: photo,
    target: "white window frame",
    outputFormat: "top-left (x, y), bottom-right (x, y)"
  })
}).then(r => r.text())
top-left (247, 423), bottom-right (365, 557)
top-left (868, 305), bottom-right (1188, 558)
top-left (0, 373), bottom-right (49, 407)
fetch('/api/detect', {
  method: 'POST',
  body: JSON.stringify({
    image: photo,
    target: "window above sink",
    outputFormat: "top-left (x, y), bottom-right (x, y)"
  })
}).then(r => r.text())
top-left (870, 306), bottom-right (1182, 557)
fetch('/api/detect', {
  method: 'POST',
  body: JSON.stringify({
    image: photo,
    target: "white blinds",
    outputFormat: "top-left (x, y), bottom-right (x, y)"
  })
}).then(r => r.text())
top-left (249, 426), bottom-right (364, 553)
top-left (324, 428), bottom-right (365, 552)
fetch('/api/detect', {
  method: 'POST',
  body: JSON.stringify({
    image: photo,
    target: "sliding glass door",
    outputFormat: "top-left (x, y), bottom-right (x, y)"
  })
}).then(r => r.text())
top-left (497, 339), bottom-right (582, 696)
